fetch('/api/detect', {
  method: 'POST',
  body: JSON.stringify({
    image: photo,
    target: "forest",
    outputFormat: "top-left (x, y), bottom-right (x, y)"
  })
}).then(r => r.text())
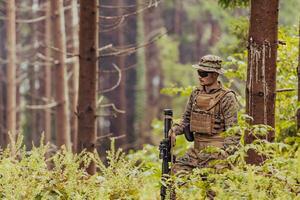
top-left (0, 0), bottom-right (300, 199)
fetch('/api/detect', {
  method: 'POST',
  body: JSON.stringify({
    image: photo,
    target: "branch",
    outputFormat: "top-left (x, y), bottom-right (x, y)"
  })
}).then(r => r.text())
top-left (276, 88), bottom-right (295, 93)
top-left (99, 63), bottom-right (122, 93)
top-left (99, 3), bottom-right (145, 9)
top-left (100, 17), bottom-right (126, 33)
top-left (100, 103), bottom-right (125, 114)
top-left (96, 133), bottom-right (113, 141)
top-left (0, 3), bottom-right (46, 12)
top-left (99, 30), bottom-right (168, 57)
top-left (110, 135), bottom-right (126, 140)
top-left (39, 43), bottom-right (79, 58)
top-left (0, 15), bottom-right (46, 23)
top-left (16, 16), bottom-right (46, 24)
top-left (100, 63), bottom-right (137, 73)
top-left (99, 0), bottom-right (161, 20)
top-left (96, 96), bottom-right (104, 107)
top-left (36, 53), bottom-right (56, 63)
top-left (25, 102), bottom-right (58, 110)
top-left (98, 44), bottom-right (113, 52)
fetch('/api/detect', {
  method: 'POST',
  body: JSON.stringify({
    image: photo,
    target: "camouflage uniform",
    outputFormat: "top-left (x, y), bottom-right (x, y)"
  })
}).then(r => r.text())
top-left (170, 55), bottom-right (240, 175)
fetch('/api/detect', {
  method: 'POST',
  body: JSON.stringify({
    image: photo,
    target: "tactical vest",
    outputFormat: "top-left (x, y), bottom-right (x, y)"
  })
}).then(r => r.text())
top-left (190, 88), bottom-right (233, 135)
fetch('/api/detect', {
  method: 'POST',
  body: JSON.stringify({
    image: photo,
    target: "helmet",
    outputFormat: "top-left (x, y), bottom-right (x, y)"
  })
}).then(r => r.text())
top-left (192, 55), bottom-right (225, 74)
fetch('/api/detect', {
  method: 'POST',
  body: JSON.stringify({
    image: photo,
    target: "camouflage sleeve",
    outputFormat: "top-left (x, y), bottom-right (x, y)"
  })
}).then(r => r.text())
top-left (173, 89), bottom-right (198, 135)
top-left (220, 91), bottom-right (239, 130)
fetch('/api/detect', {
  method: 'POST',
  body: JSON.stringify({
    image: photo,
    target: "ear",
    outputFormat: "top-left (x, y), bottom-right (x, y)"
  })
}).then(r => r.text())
top-left (212, 72), bottom-right (219, 79)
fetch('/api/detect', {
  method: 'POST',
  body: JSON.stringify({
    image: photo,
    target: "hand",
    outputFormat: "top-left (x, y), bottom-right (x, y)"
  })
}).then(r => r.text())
top-left (168, 129), bottom-right (176, 147)
top-left (213, 118), bottom-right (223, 130)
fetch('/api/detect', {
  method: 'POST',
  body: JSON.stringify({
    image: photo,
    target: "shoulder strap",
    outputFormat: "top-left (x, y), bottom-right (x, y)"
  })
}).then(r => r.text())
top-left (206, 89), bottom-right (235, 111)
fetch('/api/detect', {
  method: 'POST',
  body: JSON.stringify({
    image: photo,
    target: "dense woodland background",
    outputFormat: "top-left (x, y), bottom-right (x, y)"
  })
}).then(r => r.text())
top-left (1, 0), bottom-right (299, 151)
top-left (0, 0), bottom-right (300, 199)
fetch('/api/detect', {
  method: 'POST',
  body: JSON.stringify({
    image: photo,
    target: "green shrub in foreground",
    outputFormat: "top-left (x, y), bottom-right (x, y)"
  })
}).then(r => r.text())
top-left (1, 127), bottom-right (300, 200)
top-left (0, 136), bottom-right (148, 200)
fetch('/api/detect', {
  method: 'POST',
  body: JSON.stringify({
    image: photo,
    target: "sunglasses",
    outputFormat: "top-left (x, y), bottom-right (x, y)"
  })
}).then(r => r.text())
top-left (197, 71), bottom-right (211, 78)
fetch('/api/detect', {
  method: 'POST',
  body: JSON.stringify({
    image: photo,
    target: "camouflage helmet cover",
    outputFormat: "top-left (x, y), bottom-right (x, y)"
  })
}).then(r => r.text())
top-left (192, 54), bottom-right (225, 74)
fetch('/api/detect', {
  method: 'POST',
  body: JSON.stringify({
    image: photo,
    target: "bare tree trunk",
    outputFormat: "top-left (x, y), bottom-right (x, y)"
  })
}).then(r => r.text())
top-left (69, 0), bottom-right (80, 152)
top-left (246, 0), bottom-right (279, 164)
top-left (6, 0), bottom-right (17, 142)
top-left (195, 20), bottom-right (204, 60)
top-left (51, 0), bottom-right (71, 149)
top-left (44, 0), bottom-right (52, 145)
top-left (124, 0), bottom-right (137, 149)
top-left (208, 20), bottom-right (221, 46)
top-left (108, 3), bottom-right (127, 148)
top-left (77, 0), bottom-right (99, 174)
top-left (29, 63), bottom-right (38, 145)
top-left (99, 0), bottom-right (138, 150)
top-left (0, 20), bottom-right (6, 147)
top-left (174, 0), bottom-right (183, 35)
top-left (297, 19), bottom-right (300, 130)
top-left (142, 5), bottom-right (164, 144)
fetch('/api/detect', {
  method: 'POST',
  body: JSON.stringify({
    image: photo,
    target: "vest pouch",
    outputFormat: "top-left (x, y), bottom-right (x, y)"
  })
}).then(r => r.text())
top-left (184, 124), bottom-right (194, 142)
top-left (196, 94), bottom-right (214, 109)
top-left (190, 110), bottom-right (214, 134)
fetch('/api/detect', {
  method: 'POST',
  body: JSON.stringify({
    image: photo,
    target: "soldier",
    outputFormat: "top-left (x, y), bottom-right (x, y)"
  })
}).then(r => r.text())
top-left (168, 54), bottom-right (240, 176)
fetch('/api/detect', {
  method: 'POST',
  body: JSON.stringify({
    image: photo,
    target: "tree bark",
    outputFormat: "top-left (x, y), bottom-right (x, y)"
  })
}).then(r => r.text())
top-left (142, 5), bottom-right (164, 144)
top-left (124, 0), bottom-right (137, 149)
top-left (246, 0), bottom-right (279, 164)
top-left (108, 2), bottom-right (127, 148)
top-left (195, 20), bottom-right (204, 60)
top-left (44, 0), bottom-right (52, 145)
top-left (51, 0), bottom-right (71, 149)
top-left (208, 20), bottom-right (221, 46)
top-left (6, 0), bottom-right (17, 142)
top-left (0, 19), bottom-right (7, 147)
top-left (69, 0), bottom-right (80, 152)
top-left (174, 0), bottom-right (183, 35)
top-left (297, 19), bottom-right (300, 129)
top-left (77, 0), bottom-right (99, 174)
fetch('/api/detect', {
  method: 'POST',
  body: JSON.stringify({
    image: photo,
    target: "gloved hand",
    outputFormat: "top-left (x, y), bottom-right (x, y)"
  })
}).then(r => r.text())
top-left (213, 118), bottom-right (223, 131)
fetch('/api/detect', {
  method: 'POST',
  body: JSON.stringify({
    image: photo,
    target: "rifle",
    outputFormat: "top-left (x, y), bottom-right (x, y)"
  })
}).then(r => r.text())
top-left (159, 109), bottom-right (173, 200)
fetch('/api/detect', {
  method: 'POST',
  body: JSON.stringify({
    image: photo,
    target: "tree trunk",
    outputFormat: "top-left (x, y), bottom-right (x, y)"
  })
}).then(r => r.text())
top-left (246, 0), bottom-right (279, 164)
top-left (297, 19), bottom-right (300, 129)
top-left (0, 20), bottom-right (7, 147)
top-left (51, 0), bottom-right (71, 149)
top-left (69, 0), bottom-right (80, 152)
top-left (124, 0), bottom-right (137, 149)
top-left (0, 9), bottom-right (8, 149)
top-left (99, 0), bottom-right (138, 150)
top-left (77, 0), bottom-right (99, 174)
top-left (29, 63), bottom-right (38, 145)
top-left (208, 20), bottom-right (221, 46)
top-left (44, 0), bottom-right (52, 145)
top-left (174, 0), bottom-right (183, 35)
top-left (142, 5), bottom-right (164, 144)
top-left (108, 3), bottom-right (127, 148)
top-left (195, 20), bottom-right (204, 60)
top-left (6, 0), bottom-right (17, 143)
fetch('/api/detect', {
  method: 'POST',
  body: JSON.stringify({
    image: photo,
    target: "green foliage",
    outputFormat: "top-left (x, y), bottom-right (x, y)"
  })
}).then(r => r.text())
top-left (274, 26), bottom-right (299, 140)
top-left (1, 124), bottom-right (300, 200)
top-left (168, 119), bottom-right (300, 199)
top-left (279, 1), bottom-right (300, 26)
top-left (0, 136), bottom-right (148, 200)
top-left (161, 85), bottom-right (195, 97)
top-left (218, 0), bottom-right (249, 8)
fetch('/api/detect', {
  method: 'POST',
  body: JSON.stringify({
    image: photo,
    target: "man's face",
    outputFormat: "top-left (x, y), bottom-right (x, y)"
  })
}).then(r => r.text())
top-left (197, 70), bottom-right (219, 86)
